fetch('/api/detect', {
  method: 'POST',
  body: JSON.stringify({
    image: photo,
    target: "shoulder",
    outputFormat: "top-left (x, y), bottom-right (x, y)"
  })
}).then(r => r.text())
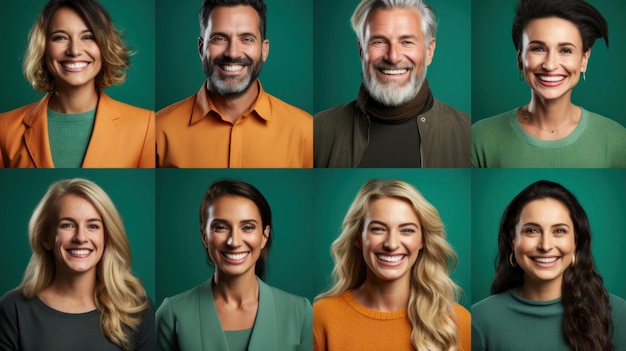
top-left (609, 293), bottom-right (626, 314)
top-left (314, 101), bottom-right (358, 123)
top-left (156, 94), bottom-right (196, 121)
top-left (0, 290), bottom-right (27, 308)
top-left (471, 291), bottom-right (513, 317)
top-left (430, 99), bottom-right (470, 122)
top-left (100, 92), bottom-right (154, 118)
top-left (583, 110), bottom-right (626, 132)
top-left (263, 93), bottom-right (312, 122)
top-left (158, 282), bottom-right (208, 313)
top-left (472, 109), bottom-right (517, 130)
top-left (312, 294), bottom-right (347, 315)
top-left (0, 99), bottom-right (43, 128)
top-left (453, 303), bottom-right (471, 321)
top-left (262, 281), bottom-right (311, 311)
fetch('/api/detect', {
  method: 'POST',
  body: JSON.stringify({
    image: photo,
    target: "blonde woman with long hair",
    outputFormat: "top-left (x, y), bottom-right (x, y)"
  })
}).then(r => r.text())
top-left (313, 179), bottom-right (470, 350)
top-left (0, 178), bottom-right (154, 350)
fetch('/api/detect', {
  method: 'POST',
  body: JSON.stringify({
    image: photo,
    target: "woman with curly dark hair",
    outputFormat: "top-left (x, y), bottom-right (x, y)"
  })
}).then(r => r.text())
top-left (472, 180), bottom-right (626, 350)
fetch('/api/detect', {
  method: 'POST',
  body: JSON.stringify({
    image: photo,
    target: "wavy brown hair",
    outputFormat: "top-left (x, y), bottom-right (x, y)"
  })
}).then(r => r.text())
top-left (23, 0), bottom-right (131, 92)
top-left (317, 179), bottom-right (460, 350)
top-left (492, 180), bottom-right (614, 351)
top-left (19, 178), bottom-right (149, 350)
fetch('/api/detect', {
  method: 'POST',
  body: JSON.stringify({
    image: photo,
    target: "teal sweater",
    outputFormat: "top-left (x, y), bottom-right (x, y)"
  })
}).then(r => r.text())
top-left (471, 108), bottom-right (626, 168)
top-left (472, 289), bottom-right (626, 350)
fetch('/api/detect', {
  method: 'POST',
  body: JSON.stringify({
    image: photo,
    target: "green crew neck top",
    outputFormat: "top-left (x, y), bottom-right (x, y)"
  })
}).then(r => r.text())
top-left (47, 107), bottom-right (96, 168)
top-left (224, 328), bottom-right (253, 351)
top-left (471, 108), bottom-right (626, 168)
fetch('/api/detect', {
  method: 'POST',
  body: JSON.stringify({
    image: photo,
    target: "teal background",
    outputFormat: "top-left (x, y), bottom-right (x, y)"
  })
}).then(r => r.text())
top-left (155, 169), bottom-right (316, 306)
top-left (313, 0), bottom-right (471, 114)
top-left (0, 0), bottom-right (156, 112)
top-left (0, 169), bottom-right (156, 302)
top-left (471, 169), bottom-right (626, 304)
top-left (472, 0), bottom-right (626, 127)
top-left (155, 0), bottom-right (313, 113)
top-left (313, 169), bottom-right (472, 309)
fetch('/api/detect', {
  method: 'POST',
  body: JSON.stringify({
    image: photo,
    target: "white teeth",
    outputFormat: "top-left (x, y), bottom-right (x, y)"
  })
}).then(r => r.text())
top-left (533, 257), bottom-right (558, 263)
top-left (222, 65), bottom-right (244, 71)
top-left (377, 254), bottom-right (405, 263)
top-left (381, 69), bottom-right (408, 75)
top-left (224, 252), bottom-right (248, 261)
top-left (537, 75), bottom-right (565, 82)
top-left (62, 62), bottom-right (88, 69)
top-left (68, 249), bottom-right (91, 255)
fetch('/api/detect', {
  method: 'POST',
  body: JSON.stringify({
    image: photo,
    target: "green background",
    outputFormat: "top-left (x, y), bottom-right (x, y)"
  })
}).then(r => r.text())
top-left (471, 169), bottom-right (626, 304)
top-left (155, 0), bottom-right (313, 113)
top-left (0, 169), bottom-right (156, 302)
top-left (314, 0), bottom-right (471, 115)
top-left (314, 169), bottom-right (472, 309)
top-left (471, 0), bottom-right (626, 127)
top-left (155, 169), bottom-right (316, 306)
top-left (0, 0), bottom-right (155, 112)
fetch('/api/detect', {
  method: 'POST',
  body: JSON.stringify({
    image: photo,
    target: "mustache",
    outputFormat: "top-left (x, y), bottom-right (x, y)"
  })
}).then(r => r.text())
top-left (214, 56), bottom-right (253, 66)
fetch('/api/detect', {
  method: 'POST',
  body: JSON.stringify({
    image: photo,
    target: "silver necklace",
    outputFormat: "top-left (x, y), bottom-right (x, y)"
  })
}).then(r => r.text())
top-left (522, 106), bottom-right (574, 133)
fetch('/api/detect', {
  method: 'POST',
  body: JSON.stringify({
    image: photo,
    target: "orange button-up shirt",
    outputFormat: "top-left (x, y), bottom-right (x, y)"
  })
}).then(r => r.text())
top-left (156, 81), bottom-right (313, 168)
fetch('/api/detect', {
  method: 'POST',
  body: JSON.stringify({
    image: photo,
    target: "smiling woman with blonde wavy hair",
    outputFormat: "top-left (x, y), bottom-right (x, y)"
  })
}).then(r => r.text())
top-left (313, 179), bottom-right (470, 351)
top-left (0, 178), bottom-right (154, 350)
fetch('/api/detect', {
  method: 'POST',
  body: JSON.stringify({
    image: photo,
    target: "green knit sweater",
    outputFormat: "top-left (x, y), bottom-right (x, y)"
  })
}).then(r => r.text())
top-left (472, 289), bottom-right (626, 350)
top-left (471, 108), bottom-right (626, 168)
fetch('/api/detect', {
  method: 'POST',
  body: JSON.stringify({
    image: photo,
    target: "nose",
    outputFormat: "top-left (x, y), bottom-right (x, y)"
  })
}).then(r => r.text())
top-left (72, 226), bottom-right (87, 243)
top-left (384, 42), bottom-right (401, 64)
top-left (383, 231), bottom-right (399, 251)
top-left (541, 51), bottom-right (557, 71)
top-left (65, 39), bottom-right (82, 57)
top-left (538, 233), bottom-right (554, 251)
top-left (224, 39), bottom-right (241, 59)
top-left (227, 230), bottom-right (242, 247)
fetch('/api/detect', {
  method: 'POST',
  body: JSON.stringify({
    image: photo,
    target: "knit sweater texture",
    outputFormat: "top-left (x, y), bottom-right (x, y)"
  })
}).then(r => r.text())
top-left (471, 108), bottom-right (626, 168)
top-left (313, 291), bottom-right (471, 350)
top-left (472, 289), bottom-right (626, 350)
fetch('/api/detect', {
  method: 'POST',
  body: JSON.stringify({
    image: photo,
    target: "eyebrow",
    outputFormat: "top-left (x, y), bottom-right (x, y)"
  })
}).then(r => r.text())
top-left (210, 31), bottom-right (258, 39)
top-left (528, 40), bottom-right (577, 48)
top-left (522, 222), bottom-right (570, 228)
top-left (58, 217), bottom-right (102, 223)
top-left (368, 220), bottom-right (418, 227)
top-left (211, 218), bottom-right (259, 224)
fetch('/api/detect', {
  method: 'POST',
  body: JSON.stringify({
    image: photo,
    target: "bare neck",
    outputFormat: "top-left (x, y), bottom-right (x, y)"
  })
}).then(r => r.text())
top-left (206, 80), bottom-right (260, 124)
top-left (527, 92), bottom-right (578, 124)
top-left (38, 270), bottom-right (97, 313)
top-left (352, 273), bottom-right (410, 312)
top-left (517, 275), bottom-right (563, 301)
top-left (212, 271), bottom-right (259, 307)
top-left (48, 86), bottom-right (99, 114)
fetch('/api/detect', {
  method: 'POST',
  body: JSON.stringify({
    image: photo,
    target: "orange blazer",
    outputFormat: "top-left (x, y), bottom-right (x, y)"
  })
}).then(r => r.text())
top-left (0, 91), bottom-right (155, 168)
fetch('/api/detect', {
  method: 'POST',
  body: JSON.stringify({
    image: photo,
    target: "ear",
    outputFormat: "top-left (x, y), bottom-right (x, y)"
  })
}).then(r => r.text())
top-left (516, 51), bottom-right (523, 71)
top-left (261, 225), bottom-right (270, 249)
top-left (425, 37), bottom-right (436, 67)
top-left (198, 37), bottom-right (204, 58)
top-left (42, 235), bottom-right (53, 250)
top-left (581, 48), bottom-right (591, 73)
top-left (261, 39), bottom-right (270, 63)
top-left (357, 40), bottom-right (363, 60)
top-left (201, 231), bottom-right (209, 249)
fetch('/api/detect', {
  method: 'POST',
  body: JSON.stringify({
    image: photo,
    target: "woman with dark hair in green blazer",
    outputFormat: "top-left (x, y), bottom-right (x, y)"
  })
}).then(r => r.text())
top-left (156, 179), bottom-right (312, 351)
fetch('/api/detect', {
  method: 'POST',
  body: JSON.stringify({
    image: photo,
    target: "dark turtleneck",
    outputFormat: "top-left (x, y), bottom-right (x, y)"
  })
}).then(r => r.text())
top-left (357, 79), bottom-right (433, 168)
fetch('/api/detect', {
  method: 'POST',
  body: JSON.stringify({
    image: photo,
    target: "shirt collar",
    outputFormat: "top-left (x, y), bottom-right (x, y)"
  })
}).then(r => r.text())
top-left (190, 79), bottom-right (272, 125)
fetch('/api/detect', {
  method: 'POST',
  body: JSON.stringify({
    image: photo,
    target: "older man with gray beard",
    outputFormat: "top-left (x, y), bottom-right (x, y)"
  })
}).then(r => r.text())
top-left (314, 0), bottom-right (470, 168)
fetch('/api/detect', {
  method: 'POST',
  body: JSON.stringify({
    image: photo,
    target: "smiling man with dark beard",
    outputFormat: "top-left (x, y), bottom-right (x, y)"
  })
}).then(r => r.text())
top-left (314, 0), bottom-right (470, 168)
top-left (156, 0), bottom-right (312, 168)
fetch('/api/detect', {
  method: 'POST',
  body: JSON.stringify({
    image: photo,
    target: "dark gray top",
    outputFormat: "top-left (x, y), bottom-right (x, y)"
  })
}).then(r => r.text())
top-left (0, 290), bottom-right (155, 351)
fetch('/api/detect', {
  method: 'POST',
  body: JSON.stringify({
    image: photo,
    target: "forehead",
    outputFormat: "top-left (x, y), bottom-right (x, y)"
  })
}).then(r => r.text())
top-left (523, 17), bottom-right (582, 44)
top-left (205, 5), bottom-right (261, 35)
top-left (365, 7), bottom-right (424, 39)
top-left (209, 195), bottom-right (261, 218)
top-left (57, 193), bottom-right (100, 216)
top-left (366, 197), bottom-right (419, 221)
top-left (519, 198), bottom-right (572, 223)
top-left (49, 6), bottom-right (88, 30)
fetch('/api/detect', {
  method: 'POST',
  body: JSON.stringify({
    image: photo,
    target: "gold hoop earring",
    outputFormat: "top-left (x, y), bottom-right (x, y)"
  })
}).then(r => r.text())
top-left (509, 253), bottom-right (518, 267)
top-left (518, 70), bottom-right (524, 81)
top-left (571, 254), bottom-right (576, 267)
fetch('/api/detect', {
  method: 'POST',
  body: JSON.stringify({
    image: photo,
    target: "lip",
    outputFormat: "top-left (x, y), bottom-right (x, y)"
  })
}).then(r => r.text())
top-left (534, 73), bottom-right (567, 87)
top-left (375, 67), bottom-right (410, 80)
top-left (221, 251), bottom-right (250, 264)
top-left (530, 256), bottom-right (561, 268)
top-left (66, 248), bottom-right (93, 258)
top-left (375, 253), bottom-right (407, 267)
top-left (60, 61), bottom-right (90, 72)
top-left (218, 63), bottom-right (247, 76)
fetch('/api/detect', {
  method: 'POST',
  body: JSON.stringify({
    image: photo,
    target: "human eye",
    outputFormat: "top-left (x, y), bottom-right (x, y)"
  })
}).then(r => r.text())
top-left (87, 223), bottom-right (101, 230)
top-left (211, 223), bottom-right (228, 232)
top-left (369, 225), bottom-right (386, 234)
top-left (523, 227), bottom-right (540, 235)
top-left (59, 221), bottom-right (74, 229)
top-left (51, 34), bottom-right (68, 42)
top-left (529, 45), bottom-right (545, 52)
top-left (554, 227), bottom-right (568, 235)
top-left (560, 47), bottom-right (573, 54)
top-left (242, 223), bottom-right (256, 232)
top-left (401, 227), bottom-right (416, 234)
top-left (210, 35), bottom-right (227, 44)
top-left (369, 38), bottom-right (386, 47)
top-left (242, 35), bottom-right (255, 44)
top-left (82, 33), bottom-right (95, 41)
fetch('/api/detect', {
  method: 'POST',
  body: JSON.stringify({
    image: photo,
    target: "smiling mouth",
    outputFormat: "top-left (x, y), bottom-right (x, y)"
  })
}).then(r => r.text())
top-left (67, 249), bottom-right (92, 257)
top-left (532, 256), bottom-right (559, 263)
top-left (379, 68), bottom-right (408, 75)
top-left (221, 64), bottom-right (245, 72)
top-left (536, 74), bottom-right (565, 83)
top-left (62, 62), bottom-right (89, 70)
top-left (222, 252), bottom-right (249, 262)
top-left (376, 254), bottom-right (406, 263)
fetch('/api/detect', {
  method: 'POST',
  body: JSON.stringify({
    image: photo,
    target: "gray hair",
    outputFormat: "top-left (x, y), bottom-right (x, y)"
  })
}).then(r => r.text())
top-left (350, 0), bottom-right (437, 47)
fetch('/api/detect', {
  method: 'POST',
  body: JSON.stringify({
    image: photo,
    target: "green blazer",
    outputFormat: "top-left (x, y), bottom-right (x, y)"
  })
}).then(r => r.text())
top-left (156, 278), bottom-right (312, 351)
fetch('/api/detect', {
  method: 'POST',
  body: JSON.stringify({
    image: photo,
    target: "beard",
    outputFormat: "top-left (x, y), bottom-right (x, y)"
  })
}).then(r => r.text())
top-left (362, 61), bottom-right (427, 107)
top-left (203, 55), bottom-right (263, 97)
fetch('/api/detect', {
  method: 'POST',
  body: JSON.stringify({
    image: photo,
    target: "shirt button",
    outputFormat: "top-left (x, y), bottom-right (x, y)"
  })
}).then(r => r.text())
top-left (420, 117), bottom-right (426, 122)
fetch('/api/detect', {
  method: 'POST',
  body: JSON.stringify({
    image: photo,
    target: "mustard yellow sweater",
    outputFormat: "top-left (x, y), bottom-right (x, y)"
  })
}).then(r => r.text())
top-left (313, 291), bottom-right (471, 350)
